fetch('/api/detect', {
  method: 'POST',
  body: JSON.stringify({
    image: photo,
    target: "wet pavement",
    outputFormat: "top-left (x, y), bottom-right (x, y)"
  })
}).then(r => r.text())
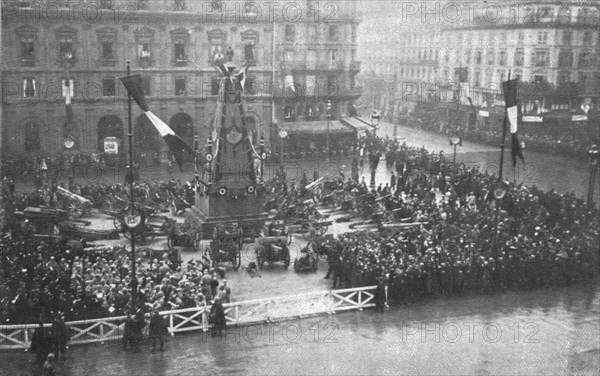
top-left (2, 279), bottom-right (598, 376)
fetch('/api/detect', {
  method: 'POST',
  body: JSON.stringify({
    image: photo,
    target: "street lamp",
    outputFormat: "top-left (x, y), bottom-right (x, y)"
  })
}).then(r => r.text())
top-left (278, 124), bottom-right (288, 165)
top-left (587, 144), bottom-right (599, 207)
top-left (326, 100), bottom-right (333, 161)
top-left (449, 134), bottom-right (462, 164)
top-left (492, 180), bottom-right (508, 257)
top-left (370, 111), bottom-right (380, 133)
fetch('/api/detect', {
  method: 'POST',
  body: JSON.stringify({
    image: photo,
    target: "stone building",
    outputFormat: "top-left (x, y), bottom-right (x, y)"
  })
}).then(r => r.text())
top-left (1, 0), bottom-right (362, 161)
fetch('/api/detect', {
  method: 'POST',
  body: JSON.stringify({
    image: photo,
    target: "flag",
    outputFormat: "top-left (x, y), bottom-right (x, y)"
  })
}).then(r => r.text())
top-left (502, 78), bottom-right (524, 166)
top-left (234, 64), bottom-right (248, 90)
top-left (119, 74), bottom-right (194, 171)
top-left (63, 79), bottom-right (74, 123)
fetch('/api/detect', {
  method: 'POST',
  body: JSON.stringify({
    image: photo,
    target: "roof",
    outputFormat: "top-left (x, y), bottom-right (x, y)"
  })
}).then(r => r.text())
top-left (285, 120), bottom-right (355, 135)
top-left (341, 117), bottom-right (375, 131)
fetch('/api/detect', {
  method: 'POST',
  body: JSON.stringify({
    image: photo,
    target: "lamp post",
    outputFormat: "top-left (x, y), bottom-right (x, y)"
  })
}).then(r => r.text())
top-left (326, 100), bottom-right (332, 161)
top-left (278, 124), bottom-right (287, 165)
top-left (371, 111), bottom-right (380, 134)
top-left (587, 144), bottom-right (599, 208)
top-left (124, 61), bottom-right (141, 309)
top-left (449, 134), bottom-right (462, 164)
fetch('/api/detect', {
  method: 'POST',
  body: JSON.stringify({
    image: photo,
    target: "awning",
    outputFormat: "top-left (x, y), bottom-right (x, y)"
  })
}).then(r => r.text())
top-left (341, 117), bottom-right (375, 132)
top-left (285, 120), bottom-right (355, 135)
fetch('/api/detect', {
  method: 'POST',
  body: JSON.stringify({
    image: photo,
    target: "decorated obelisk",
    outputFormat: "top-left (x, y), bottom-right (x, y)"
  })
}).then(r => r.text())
top-left (186, 47), bottom-right (267, 239)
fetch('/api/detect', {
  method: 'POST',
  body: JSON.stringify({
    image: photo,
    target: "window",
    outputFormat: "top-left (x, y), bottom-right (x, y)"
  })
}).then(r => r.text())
top-left (21, 38), bottom-right (35, 62)
top-left (518, 32), bottom-right (525, 44)
top-left (308, 25), bottom-right (317, 41)
top-left (24, 121), bottom-right (41, 152)
top-left (583, 31), bottom-right (593, 46)
top-left (351, 25), bottom-right (357, 43)
top-left (102, 79), bottom-right (115, 97)
top-left (211, 0), bottom-right (222, 11)
top-left (475, 50), bottom-right (482, 64)
top-left (175, 78), bottom-right (186, 96)
top-left (22, 78), bottom-right (36, 98)
top-left (558, 7), bottom-right (571, 23)
top-left (284, 105), bottom-right (295, 121)
top-left (500, 32), bottom-right (507, 44)
top-left (558, 50), bottom-right (573, 67)
top-left (244, 43), bottom-right (255, 62)
top-left (328, 25), bottom-right (338, 41)
top-left (59, 39), bottom-right (74, 62)
top-left (327, 75), bottom-right (337, 94)
top-left (211, 78), bottom-right (220, 95)
top-left (138, 43), bottom-right (151, 60)
top-left (538, 7), bottom-right (554, 21)
top-left (578, 51), bottom-right (594, 68)
top-left (498, 50), bottom-right (507, 65)
top-left (514, 49), bottom-right (524, 66)
top-left (101, 41), bottom-right (114, 60)
top-left (498, 70), bottom-right (506, 83)
top-left (562, 30), bottom-right (572, 46)
top-left (141, 77), bottom-right (151, 96)
top-left (534, 50), bottom-right (549, 67)
top-left (578, 8), bottom-right (592, 23)
top-left (558, 71), bottom-right (571, 85)
top-left (174, 0), bottom-right (186, 11)
top-left (285, 25), bottom-right (295, 42)
top-left (175, 43), bottom-right (186, 61)
top-left (537, 31), bottom-right (548, 45)
top-left (486, 49), bottom-right (495, 65)
top-left (137, 0), bottom-right (149, 10)
top-left (329, 49), bottom-right (337, 61)
top-left (171, 28), bottom-right (190, 65)
top-left (534, 75), bottom-right (545, 84)
top-left (474, 71), bottom-right (481, 87)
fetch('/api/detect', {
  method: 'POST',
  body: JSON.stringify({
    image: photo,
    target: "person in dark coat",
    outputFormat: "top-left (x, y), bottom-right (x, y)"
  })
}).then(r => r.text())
top-left (123, 313), bottom-right (135, 350)
top-left (31, 321), bottom-right (51, 363)
top-left (148, 310), bottom-right (169, 352)
top-left (51, 314), bottom-right (69, 360)
top-left (210, 298), bottom-right (226, 337)
top-left (374, 279), bottom-right (386, 312)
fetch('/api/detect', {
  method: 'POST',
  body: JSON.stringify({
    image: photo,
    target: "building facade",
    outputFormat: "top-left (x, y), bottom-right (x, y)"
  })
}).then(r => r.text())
top-left (1, 0), bottom-right (361, 161)
top-left (360, 0), bottom-right (599, 119)
top-left (439, 0), bottom-right (600, 110)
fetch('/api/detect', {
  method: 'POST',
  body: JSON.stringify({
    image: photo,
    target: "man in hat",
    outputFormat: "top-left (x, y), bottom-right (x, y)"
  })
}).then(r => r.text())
top-left (209, 297), bottom-right (226, 337)
top-left (149, 310), bottom-right (169, 352)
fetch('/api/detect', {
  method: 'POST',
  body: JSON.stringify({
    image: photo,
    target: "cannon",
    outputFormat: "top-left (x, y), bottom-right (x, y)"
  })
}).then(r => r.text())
top-left (255, 236), bottom-right (290, 269)
top-left (207, 223), bottom-right (242, 270)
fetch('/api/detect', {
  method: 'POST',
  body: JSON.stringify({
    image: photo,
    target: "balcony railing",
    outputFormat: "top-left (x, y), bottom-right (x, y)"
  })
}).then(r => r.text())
top-left (350, 61), bottom-right (362, 71)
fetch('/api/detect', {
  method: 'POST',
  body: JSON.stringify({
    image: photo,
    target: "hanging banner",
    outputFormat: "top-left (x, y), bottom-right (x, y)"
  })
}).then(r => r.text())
top-left (478, 110), bottom-right (490, 117)
top-left (103, 137), bottom-right (119, 155)
top-left (572, 115), bottom-right (588, 122)
top-left (522, 116), bottom-right (543, 123)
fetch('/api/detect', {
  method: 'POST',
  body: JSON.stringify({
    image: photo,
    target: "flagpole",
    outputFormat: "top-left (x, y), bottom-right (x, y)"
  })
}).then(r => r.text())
top-left (493, 71), bottom-right (511, 258)
top-left (126, 61), bottom-right (138, 309)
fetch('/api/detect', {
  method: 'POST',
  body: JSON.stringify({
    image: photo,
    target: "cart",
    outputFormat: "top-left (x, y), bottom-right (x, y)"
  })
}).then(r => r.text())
top-left (255, 236), bottom-right (291, 269)
top-left (207, 223), bottom-right (242, 270)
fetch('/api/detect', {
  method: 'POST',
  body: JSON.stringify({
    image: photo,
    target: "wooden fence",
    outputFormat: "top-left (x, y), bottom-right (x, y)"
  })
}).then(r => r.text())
top-left (0, 286), bottom-right (376, 350)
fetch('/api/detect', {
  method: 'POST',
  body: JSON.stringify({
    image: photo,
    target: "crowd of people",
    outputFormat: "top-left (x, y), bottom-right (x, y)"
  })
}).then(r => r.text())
top-left (0, 234), bottom-right (232, 325)
top-left (313, 133), bottom-right (599, 303)
top-left (400, 111), bottom-right (595, 160)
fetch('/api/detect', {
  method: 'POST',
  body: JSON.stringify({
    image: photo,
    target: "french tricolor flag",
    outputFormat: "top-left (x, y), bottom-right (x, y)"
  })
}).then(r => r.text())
top-left (502, 78), bottom-right (525, 167)
top-left (120, 74), bottom-right (194, 171)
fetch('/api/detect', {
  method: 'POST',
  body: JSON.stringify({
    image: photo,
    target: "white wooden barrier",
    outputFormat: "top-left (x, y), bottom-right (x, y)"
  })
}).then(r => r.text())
top-left (0, 286), bottom-right (376, 350)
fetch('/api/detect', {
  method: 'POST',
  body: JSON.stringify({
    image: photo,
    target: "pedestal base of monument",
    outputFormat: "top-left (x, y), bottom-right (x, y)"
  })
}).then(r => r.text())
top-left (185, 192), bottom-right (268, 241)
